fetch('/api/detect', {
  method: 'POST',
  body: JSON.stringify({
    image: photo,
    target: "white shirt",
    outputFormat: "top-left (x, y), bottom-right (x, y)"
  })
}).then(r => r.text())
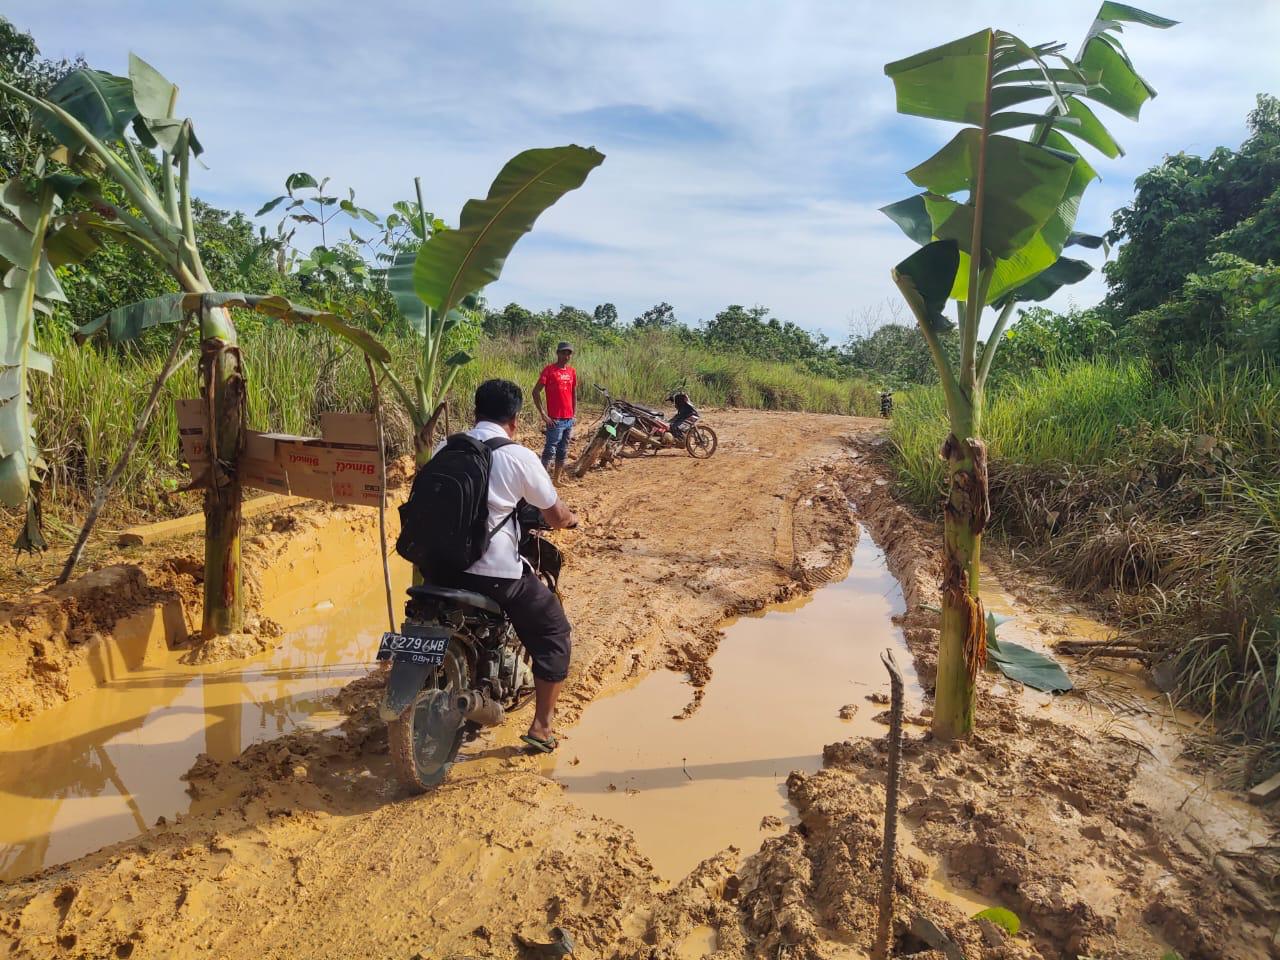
top-left (438, 421), bottom-right (558, 579)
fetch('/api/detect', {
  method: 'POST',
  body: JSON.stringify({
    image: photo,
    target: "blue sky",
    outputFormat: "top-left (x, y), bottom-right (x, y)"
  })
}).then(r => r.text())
top-left (9, 1), bottom-right (1280, 342)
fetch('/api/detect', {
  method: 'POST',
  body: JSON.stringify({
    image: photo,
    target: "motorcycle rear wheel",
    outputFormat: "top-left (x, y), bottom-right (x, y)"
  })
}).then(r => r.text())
top-left (685, 424), bottom-right (718, 459)
top-left (388, 639), bottom-right (472, 792)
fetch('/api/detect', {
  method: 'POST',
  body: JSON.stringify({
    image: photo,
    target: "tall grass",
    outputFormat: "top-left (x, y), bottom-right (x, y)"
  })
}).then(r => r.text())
top-left (23, 323), bottom-right (876, 523)
top-left (890, 357), bottom-right (1280, 781)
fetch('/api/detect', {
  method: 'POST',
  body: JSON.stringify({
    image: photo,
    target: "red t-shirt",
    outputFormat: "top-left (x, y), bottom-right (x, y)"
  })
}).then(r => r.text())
top-left (538, 363), bottom-right (577, 419)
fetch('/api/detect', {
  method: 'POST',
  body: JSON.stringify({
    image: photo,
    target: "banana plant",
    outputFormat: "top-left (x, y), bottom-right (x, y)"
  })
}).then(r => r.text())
top-left (881, 2), bottom-right (1174, 738)
top-left (381, 146), bottom-right (604, 464)
top-left (0, 175), bottom-right (62, 552)
top-left (0, 55), bottom-right (351, 637)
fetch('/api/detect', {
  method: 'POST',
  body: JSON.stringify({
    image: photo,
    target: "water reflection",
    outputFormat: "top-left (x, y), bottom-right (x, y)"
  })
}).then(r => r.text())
top-left (549, 525), bottom-right (921, 879)
top-left (0, 562), bottom-right (409, 880)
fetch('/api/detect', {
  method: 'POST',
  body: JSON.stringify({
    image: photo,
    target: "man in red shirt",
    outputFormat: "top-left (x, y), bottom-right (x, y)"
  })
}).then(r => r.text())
top-left (532, 341), bottom-right (578, 481)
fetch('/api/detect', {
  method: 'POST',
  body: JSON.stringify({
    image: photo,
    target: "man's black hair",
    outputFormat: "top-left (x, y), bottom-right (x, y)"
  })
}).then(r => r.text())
top-left (475, 378), bottom-right (524, 423)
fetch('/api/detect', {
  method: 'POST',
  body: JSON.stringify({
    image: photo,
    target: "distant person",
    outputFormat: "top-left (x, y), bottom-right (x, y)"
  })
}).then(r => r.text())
top-left (533, 341), bottom-right (578, 482)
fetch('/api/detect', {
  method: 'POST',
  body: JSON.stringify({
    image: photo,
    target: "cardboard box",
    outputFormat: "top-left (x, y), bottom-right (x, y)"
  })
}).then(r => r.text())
top-left (240, 457), bottom-right (290, 495)
top-left (243, 430), bottom-right (279, 463)
top-left (331, 447), bottom-right (384, 506)
top-left (320, 412), bottom-right (379, 450)
top-left (275, 439), bottom-right (332, 501)
top-left (175, 398), bottom-right (209, 467)
top-left (173, 402), bottom-right (384, 507)
top-left (285, 469), bottom-right (333, 501)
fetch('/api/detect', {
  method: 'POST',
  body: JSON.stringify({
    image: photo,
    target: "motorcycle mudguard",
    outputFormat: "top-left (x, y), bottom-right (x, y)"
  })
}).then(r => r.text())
top-left (380, 660), bottom-right (435, 721)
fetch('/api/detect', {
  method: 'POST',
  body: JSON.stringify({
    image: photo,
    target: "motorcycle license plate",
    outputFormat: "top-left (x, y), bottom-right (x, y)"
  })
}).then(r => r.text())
top-left (376, 626), bottom-right (450, 665)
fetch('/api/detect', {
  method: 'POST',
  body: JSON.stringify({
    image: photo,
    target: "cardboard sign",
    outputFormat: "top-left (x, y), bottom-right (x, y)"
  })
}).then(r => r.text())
top-left (275, 439), bottom-right (334, 501)
top-left (331, 447), bottom-right (384, 506)
top-left (175, 402), bottom-right (384, 506)
top-left (174, 398), bottom-right (209, 467)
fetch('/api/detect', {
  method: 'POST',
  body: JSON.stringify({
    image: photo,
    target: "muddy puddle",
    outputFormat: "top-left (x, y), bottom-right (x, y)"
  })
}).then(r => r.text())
top-left (0, 561), bottom-right (410, 881)
top-left (549, 526), bottom-right (923, 880)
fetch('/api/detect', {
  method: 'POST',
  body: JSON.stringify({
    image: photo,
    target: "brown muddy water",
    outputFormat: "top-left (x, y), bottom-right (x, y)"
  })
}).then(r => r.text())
top-left (0, 561), bottom-right (411, 882)
top-left (548, 526), bottom-right (923, 880)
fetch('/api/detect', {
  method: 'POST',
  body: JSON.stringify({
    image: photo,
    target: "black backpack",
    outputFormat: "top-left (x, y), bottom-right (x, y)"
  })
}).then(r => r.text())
top-left (396, 434), bottom-right (516, 576)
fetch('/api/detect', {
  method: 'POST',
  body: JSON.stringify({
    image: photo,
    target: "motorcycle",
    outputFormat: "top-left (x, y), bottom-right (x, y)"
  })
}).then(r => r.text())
top-left (570, 385), bottom-right (638, 477)
top-left (618, 391), bottom-right (718, 460)
top-left (378, 506), bottom-right (560, 792)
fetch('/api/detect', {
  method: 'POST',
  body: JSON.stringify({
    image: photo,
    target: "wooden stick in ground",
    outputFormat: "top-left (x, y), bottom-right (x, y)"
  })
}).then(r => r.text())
top-left (58, 315), bottom-right (194, 584)
top-left (366, 355), bottom-right (396, 633)
top-left (874, 648), bottom-right (905, 960)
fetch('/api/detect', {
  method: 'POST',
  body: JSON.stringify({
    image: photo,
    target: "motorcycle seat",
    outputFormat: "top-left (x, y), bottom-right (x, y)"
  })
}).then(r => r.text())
top-left (406, 584), bottom-right (503, 616)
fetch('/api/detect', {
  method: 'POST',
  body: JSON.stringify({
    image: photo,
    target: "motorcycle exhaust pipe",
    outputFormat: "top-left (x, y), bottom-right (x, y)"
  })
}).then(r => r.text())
top-left (456, 690), bottom-right (506, 727)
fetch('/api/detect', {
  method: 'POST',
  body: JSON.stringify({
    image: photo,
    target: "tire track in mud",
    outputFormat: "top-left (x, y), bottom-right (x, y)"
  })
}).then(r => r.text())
top-left (0, 410), bottom-right (874, 960)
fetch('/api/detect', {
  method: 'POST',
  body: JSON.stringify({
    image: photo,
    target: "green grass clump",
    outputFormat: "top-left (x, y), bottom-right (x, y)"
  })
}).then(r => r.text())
top-left (890, 358), bottom-right (1280, 783)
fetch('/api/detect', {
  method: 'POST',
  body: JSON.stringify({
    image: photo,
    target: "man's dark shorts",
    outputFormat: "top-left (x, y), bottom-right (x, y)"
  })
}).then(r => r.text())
top-left (442, 568), bottom-right (571, 682)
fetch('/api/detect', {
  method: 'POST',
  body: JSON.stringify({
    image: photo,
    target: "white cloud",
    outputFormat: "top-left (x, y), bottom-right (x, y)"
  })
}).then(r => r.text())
top-left (8, 0), bottom-right (1279, 342)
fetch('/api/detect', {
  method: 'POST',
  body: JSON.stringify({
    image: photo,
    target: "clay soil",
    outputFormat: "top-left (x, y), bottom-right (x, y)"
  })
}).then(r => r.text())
top-left (0, 411), bottom-right (1275, 959)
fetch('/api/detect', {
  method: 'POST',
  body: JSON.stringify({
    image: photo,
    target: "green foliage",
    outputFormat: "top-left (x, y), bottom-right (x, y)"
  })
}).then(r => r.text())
top-left (987, 306), bottom-right (1115, 386)
top-left (891, 358), bottom-right (1280, 775)
top-left (972, 907), bottom-right (1021, 936)
top-left (413, 146), bottom-right (604, 320)
top-left (0, 16), bottom-right (84, 177)
top-left (75, 291), bottom-right (392, 364)
top-left (845, 323), bottom-right (946, 388)
top-left (1123, 255), bottom-right (1280, 374)
top-left (702, 304), bottom-right (846, 377)
top-left (633, 302), bottom-right (678, 330)
top-left (592, 302), bottom-right (618, 327)
top-left (55, 198), bottom-right (294, 335)
top-left (1105, 94), bottom-right (1280, 317)
top-left (0, 177), bottom-right (57, 541)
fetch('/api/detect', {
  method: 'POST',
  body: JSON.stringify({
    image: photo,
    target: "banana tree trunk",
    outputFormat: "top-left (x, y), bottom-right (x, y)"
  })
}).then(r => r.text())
top-left (199, 307), bottom-right (246, 637)
top-left (932, 418), bottom-right (991, 740)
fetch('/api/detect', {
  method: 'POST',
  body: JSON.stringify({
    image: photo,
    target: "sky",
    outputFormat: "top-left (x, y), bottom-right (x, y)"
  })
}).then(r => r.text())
top-left (8, 1), bottom-right (1280, 342)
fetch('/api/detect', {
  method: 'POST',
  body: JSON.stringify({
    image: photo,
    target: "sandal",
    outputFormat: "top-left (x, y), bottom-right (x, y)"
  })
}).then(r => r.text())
top-left (520, 733), bottom-right (558, 754)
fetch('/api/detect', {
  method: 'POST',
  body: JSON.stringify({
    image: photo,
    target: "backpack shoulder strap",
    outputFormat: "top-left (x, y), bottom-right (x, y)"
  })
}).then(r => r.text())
top-left (480, 436), bottom-right (518, 546)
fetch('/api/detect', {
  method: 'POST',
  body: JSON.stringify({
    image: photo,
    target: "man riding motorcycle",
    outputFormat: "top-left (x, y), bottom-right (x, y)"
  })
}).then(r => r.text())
top-left (434, 378), bottom-right (578, 753)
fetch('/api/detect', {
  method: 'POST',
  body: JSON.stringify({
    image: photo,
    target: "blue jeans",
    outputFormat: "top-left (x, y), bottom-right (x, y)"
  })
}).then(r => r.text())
top-left (542, 417), bottom-right (574, 466)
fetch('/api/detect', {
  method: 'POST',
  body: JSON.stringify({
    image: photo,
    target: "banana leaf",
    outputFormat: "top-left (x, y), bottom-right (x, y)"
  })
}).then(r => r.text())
top-left (0, 181), bottom-right (55, 529)
top-left (75, 292), bottom-right (392, 364)
top-left (414, 145), bottom-right (604, 318)
top-left (986, 613), bottom-right (1073, 693)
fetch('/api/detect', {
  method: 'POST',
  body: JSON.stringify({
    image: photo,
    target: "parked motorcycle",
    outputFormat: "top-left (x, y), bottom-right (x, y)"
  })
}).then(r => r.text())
top-left (378, 508), bottom-right (559, 792)
top-left (618, 391), bottom-right (718, 460)
top-left (571, 385), bottom-right (638, 477)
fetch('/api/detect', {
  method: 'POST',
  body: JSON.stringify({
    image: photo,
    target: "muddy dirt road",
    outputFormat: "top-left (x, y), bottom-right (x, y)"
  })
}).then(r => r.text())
top-left (0, 411), bottom-right (1274, 959)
